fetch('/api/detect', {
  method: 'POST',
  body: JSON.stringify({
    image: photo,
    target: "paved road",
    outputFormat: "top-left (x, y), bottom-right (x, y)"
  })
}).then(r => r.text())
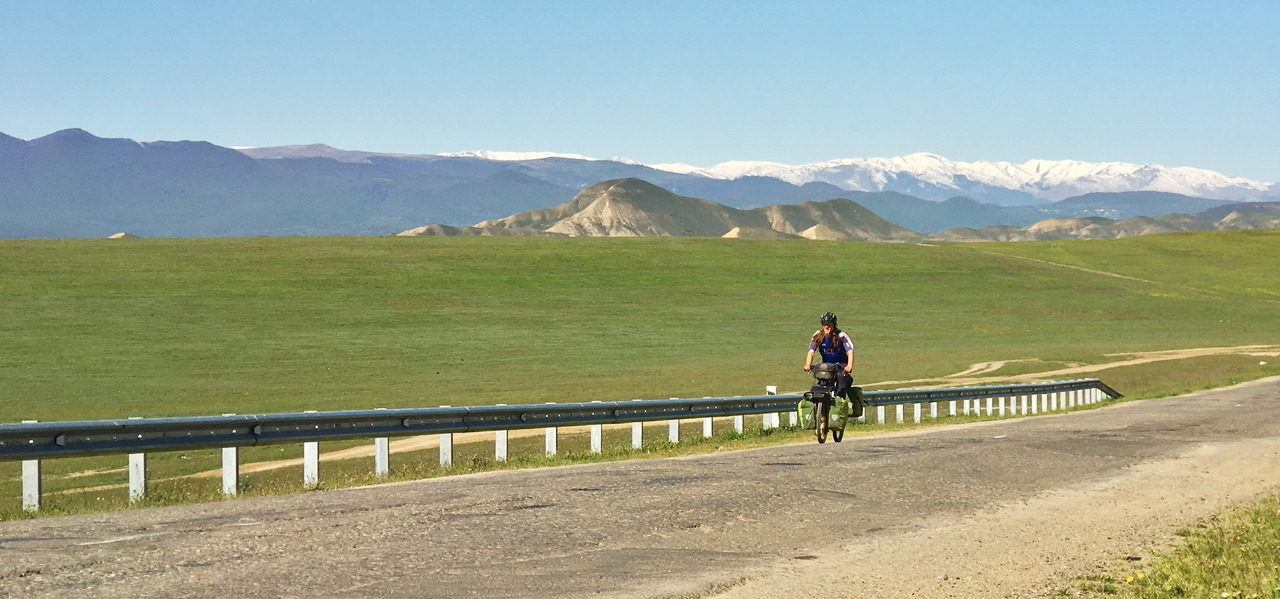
top-left (1, 378), bottom-right (1278, 598)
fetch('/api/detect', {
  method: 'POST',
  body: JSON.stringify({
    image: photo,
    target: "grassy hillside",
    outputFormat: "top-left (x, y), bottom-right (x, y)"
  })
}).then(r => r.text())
top-left (1, 230), bottom-right (1278, 423)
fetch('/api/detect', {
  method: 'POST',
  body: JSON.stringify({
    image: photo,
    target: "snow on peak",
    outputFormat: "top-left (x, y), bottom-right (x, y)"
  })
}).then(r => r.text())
top-left (448, 149), bottom-right (1274, 202)
top-left (649, 162), bottom-right (706, 175)
top-left (441, 150), bottom-right (599, 162)
top-left (644, 153), bottom-right (1272, 201)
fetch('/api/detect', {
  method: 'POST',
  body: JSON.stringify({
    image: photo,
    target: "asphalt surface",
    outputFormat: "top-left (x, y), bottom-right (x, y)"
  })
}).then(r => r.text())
top-left (1, 377), bottom-right (1278, 598)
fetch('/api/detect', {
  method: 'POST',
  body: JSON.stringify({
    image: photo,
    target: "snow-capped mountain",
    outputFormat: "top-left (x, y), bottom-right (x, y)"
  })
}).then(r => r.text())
top-left (442, 150), bottom-right (644, 165)
top-left (239, 141), bottom-right (1276, 205)
top-left (658, 153), bottom-right (1276, 204)
top-left (4, 128), bottom-right (1277, 238)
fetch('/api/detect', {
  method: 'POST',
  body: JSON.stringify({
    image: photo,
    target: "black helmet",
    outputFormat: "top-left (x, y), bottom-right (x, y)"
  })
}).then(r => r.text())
top-left (820, 312), bottom-right (838, 326)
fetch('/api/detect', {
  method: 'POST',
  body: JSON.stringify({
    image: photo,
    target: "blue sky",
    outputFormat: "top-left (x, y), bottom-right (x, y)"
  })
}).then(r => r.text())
top-left (3, 1), bottom-right (1277, 180)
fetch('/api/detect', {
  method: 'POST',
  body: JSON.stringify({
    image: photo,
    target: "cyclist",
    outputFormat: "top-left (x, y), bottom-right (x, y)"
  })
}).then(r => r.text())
top-left (802, 311), bottom-right (855, 401)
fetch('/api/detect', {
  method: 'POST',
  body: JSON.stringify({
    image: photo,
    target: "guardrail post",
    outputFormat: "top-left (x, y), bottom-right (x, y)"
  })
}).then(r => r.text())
top-left (222, 446), bottom-right (239, 495)
top-left (127, 417), bottom-right (146, 503)
top-left (303, 410), bottom-right (320, 488)
top-left (998, 397), bottom-right (1006, 417)
top-left (631, 400), bottom-right (643, 448)
top-left (766, 386), bottom-right (779, 429)
top-left (702, 416), bottom-right (713, 438)
top-left (930, 401), bottom-right (938, 419)
top-left (545, 403), bottom-right (558, 456)
top-left (913, 403), bottom-right (921, 424)
top-left (590, 402), bottom-right (603, 453)
top-left (375, 437), bottom-right (390, 476)
top-left (985, 397), bottom-right (993, 416)
top-left (220, 414), bottom-right (239, 496)
top-left (494, 404), bottom-right (509, 461)
top-left (876, 405), bottom-right (885, 425)
top-left (669, 397), bottom-right (683, 441)
top-left (895, 404), bottom-right (904, 424)
top-left (962, 399), bottom-right (970, 416)
top-left (734, 414), bottom-right (744, 433)
top-left (373, 408), bottom-right (390, 477)
top-left (438, 405), bottom-right (454, 467)
top-left (21, 420), bottom-right (41, 512)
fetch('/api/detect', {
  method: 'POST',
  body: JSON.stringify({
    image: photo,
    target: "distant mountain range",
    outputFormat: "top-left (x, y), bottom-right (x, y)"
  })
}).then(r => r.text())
top-left (2, 129), bottom-right (1276, 238)
top-left (397, 178), bottom-right (1280, 243)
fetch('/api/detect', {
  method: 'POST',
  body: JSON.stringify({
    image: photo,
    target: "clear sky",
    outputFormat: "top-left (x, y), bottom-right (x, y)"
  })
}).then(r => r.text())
top-left (3, 1), bottom-right (1277, 181)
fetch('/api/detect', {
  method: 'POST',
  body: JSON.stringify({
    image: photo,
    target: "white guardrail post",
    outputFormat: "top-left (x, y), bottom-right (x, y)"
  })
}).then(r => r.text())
top-left (495, 404), bottom-right (509, 461)
top-left (303, 410), bottom-right (320, 488)
top-left (439, 405), bottom-right (453, 467)
top-left (669, 399), bottom-right (680, 442)
top-left (631, 400), bottom-right (643, 449)
top-left (590, 401), bottom-right (603, 453)
top-left (222, 413), bottom-right (240, 496)
top-left (545, 402), bottom-right (558, 456)
top-left (765, 386), bottom-right (778, 429)
top-left (128, 417), bottom-right (146, 503)
top-left (21, 420), bottom-right (40, 512)
top-left (374, 408), bottom-right (390, 477)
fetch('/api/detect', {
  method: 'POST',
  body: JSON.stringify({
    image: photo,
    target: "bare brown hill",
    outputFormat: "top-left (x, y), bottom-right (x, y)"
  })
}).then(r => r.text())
top-left (402, 178), bottom-right (921, 241)
top-left (929, 211), bottom-right (1275, 242)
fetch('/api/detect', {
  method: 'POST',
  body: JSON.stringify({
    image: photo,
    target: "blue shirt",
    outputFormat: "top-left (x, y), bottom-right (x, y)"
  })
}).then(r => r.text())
top-left (809, 330), bottom-right (855, 365)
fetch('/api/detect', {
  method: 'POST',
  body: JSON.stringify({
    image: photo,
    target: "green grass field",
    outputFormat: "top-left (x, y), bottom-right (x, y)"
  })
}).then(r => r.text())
top-left (3, 230), bottom-right (1278, 574)
top-left (2, 230), bottom-right (1277, 423)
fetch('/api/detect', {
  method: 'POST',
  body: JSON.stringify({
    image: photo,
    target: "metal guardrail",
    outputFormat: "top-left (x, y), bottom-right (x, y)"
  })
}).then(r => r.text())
top-left (2, 378), bottom-right (1120, 511)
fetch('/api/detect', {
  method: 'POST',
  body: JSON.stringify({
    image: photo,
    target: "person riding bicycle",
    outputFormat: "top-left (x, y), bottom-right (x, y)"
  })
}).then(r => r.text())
top-left (802, 312), bottom-right (855, 401)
